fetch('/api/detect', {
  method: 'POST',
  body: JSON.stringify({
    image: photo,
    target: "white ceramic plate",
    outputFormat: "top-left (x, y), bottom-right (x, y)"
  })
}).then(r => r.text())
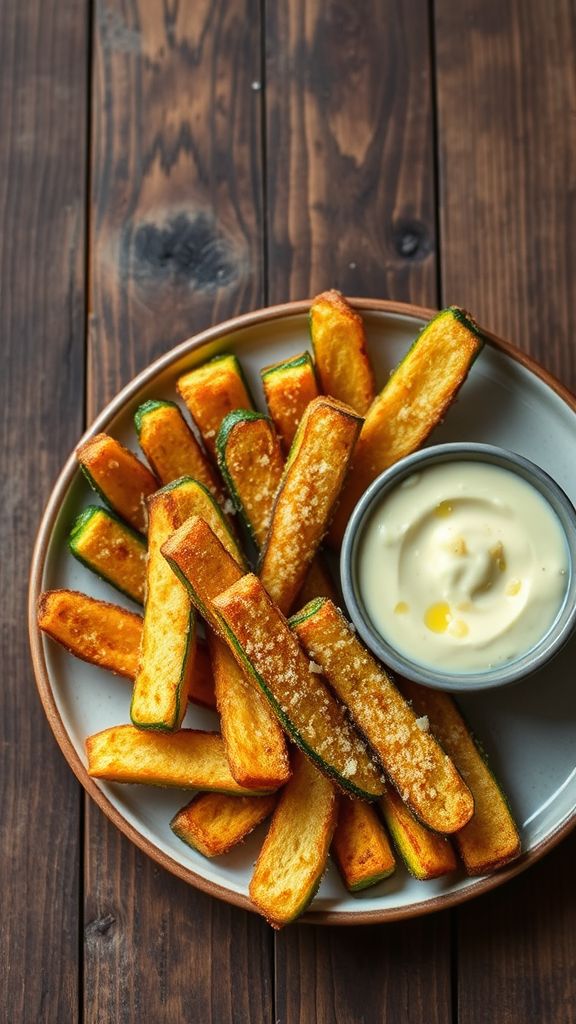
top-left (29, 300), bottom-right (576, 924)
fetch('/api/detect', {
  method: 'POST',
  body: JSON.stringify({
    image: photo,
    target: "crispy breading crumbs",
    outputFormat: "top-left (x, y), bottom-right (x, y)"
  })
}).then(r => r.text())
top-left (292, 601), bottom-right (472, 826)
top-left (225, 422), bottom-right (284, 547)
top-left (341, 758), bottom-right (358, 778)
top-left (259, 402), bottom-right (361, 612)
top-left (213, 576), bottom-right (382, 795)
top-left (308, 660), bottom-right (323, 674)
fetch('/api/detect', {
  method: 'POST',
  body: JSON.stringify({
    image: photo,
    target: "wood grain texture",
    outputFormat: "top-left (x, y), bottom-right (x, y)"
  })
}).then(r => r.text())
top-left (0, 1), bottom-right (87, 1020)
top-left (457, 834), bottom-right (576, 1024)
top-left (89, 0), bottom-right (265, 415)
top-left (436, 0), bottom-right (576, 388)
top-left (266, 3), bottom-right (454, 1020)
top-left (85, 2), bottom-right (273, 1020)
top-left (436, 1), bottom-right (576, 1019)
top-left (275, 916), bottom-right (452, 1024)
top-left (265, 0), bottom-right (437, 303)
top-left (6, 0), bottom-right (573, 1019)
top-left (84, 804), bottom-right (273, 1024)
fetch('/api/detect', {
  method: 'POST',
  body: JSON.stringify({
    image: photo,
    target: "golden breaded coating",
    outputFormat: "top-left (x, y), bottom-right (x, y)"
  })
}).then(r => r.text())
top-left (291, 598), bottom-right (474, 833)
top-left (249, 750), bottom-right (337, 927)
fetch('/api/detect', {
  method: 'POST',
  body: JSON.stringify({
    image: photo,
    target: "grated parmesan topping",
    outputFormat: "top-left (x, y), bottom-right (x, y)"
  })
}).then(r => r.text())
top-left (215, 577), bottom-right (381, 791)
top-left (293, 604), bottom-right (467, 818)
top-left (260, 407), bottom-right (357, 610)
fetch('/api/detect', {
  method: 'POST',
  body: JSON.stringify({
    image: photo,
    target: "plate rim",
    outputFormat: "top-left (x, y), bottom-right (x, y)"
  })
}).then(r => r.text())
top-left (28, 297), bottom-right (576, 926)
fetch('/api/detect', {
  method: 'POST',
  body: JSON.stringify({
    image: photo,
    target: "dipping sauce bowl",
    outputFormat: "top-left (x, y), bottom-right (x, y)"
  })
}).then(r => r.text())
top-left (340, 443), bottom-right (576, 692)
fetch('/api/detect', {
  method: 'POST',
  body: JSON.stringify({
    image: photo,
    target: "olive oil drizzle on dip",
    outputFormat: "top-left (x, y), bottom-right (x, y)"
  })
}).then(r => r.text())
top-left (358, 462), bottom-right (569, 674)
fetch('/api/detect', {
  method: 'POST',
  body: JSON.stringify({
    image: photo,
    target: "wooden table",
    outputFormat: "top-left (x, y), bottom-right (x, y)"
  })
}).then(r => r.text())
top-left (3, 1), bottom-right (575, 1020)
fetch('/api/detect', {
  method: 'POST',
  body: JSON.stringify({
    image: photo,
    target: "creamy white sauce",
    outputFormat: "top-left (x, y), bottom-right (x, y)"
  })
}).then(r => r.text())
top-left (358, 461), bottom-right (569, 673)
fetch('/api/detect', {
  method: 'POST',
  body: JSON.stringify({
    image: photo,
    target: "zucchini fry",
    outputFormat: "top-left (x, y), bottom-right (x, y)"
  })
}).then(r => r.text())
top-left (76, 433), bottom-right (158, 533)
top-left (39, 587), bottom-right (215, 708)
top-left (69, 505), bottom-right (146, 604)
top-left (162, 515), bottom-right (244, 631)
top-left (135, 399), bottom-right (222, 499)
top-left (330, 306), bottom-right (484, 544)
top-left (162, 516), bottom-right (289, 789)
top-left (401, 682), bottom-right (521, 874)
top-left (177, 354), bottom-right (252, 460)
top-left (259, 396), bottom-right (363, 613)
top-left (212, 573), bottom-right (385, 800)
top-left (332, 797), bottom-right (396, 892)
top-left (260, 351), bottom-right (320, 451)
top-left (171, 792), bottom-right (277, 858)
top-left (131, 477), bottom-right (240, 732)
top-left (291, 599), bottom-right (474, 833)
top-left (216, 410), bottom-right (337, 604)
top-left (216, 410), bottom-right (285, 548)
top-left (38, 589), bottom-right (142, 679)
top-left (86, 725), bottom-right (266, 794)
top-left (208, 632), bottom-right (290, 790)
top-left (379, 787), bottom-right (457, 880)
top-left (250, 750), bottom-right (337, 928)
top-left (310, 291), bottom-right (376, 414)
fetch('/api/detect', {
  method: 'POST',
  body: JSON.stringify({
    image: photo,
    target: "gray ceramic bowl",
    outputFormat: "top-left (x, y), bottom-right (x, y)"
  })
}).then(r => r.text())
top-left (341, 442), bottom-right (576, 692)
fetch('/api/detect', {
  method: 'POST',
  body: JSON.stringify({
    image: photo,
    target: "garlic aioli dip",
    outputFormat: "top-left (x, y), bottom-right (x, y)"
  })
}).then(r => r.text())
top-left (358, 461), bottom-right (569, 673)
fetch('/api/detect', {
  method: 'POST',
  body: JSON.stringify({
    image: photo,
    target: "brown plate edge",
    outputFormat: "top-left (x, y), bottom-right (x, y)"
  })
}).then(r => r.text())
top-left (27, 297), bottom-right (576, 928)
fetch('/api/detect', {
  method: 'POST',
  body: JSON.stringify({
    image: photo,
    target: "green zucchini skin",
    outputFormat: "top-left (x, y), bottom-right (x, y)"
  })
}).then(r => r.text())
top-left (129, 610), bottom-right (196, 733)
top-left (448, 304), bottom-right (486, 344)
top-left (215, 409), bottom-right (275, 545)
top-left (217, 616), bottom-right (381, 802)
top-left (164, 555), bottom-right (381, 801)
top-left (216, 408), bottom-right (268, 454)
top-left (205, 352), bottom-right (256, 408)
top-left (261, 350), bottom-right (317, 380)
top-left (288, 597), bottom-right (327, 628)
top-left (134, 398), bottom-right (179, 436)
top-left (170, 820), bottom-right (204, 855)
top-left (451, 697), bottom-right (521, 858)
top-left (130, 475), bottom-right (244, 732)
top-left (68, 504), bottom-right (146, 604)
top-left (79, 463), bottom-right (117, 512)
top-left (389, 306), bottom-right (485, 383)
top-left (155, 475), bottom-right (247, 570)
top-left (162, 555), bottom-right (215, 632)
top-left (346, 867), bottom-right (396, 893)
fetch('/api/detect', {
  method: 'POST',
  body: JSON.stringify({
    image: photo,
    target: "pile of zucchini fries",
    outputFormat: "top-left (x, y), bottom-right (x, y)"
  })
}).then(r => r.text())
top-left (38, 294), bottom-right (521, 928)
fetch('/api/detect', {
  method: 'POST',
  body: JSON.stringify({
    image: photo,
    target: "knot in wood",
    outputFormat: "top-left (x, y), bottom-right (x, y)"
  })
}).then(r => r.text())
top-left (85, 913), bottom-right (116, 938)
top-left (133, 213), bottom-right (237, 290)
top-left (392, 220), bottom-right (431, 260)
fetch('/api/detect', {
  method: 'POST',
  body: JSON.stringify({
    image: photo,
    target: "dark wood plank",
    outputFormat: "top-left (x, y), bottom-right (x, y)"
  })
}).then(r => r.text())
top-left (89, 0), bottom-right (265, 414)
top-left (436, 1), bottom-right (576, 1020)
top-left (84, 805), bottom-right (273, 1023)
top-left (265, 0), bottom-right (437, 305)
top-left (456, 835), bottom-right (576, 1024)
top-left (275, 916), bottom-right (452, 1024)
top-left (265, 3), bottom-right (453, 1020)
top-left (0, 1), bottom-right (88, 1020)
top-left (436, 0), bottom-right (576, 389)
top-left (85, 3), bottom-right (272, 1021)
